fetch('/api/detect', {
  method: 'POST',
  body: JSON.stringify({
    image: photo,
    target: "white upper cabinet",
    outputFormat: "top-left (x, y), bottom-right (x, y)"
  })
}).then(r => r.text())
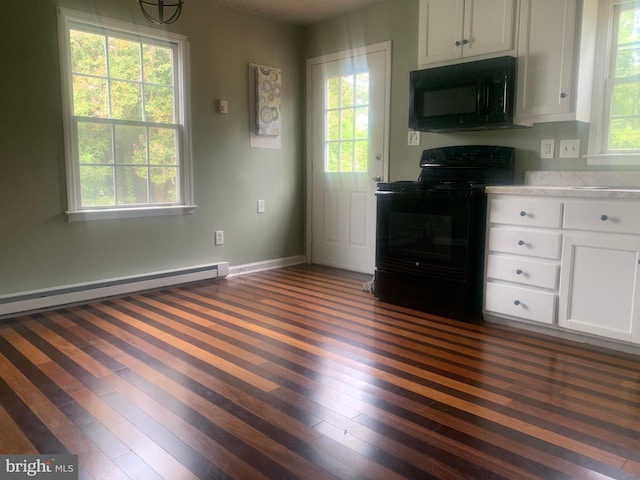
top-left (418, 0), bottom-right (517, 67)
top-left (515, 0), bottom-right (597, 125)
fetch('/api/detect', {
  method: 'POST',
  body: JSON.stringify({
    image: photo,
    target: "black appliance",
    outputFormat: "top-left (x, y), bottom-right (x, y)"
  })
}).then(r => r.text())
top-left (375, 145), bottom-right (515, 321)
top-left (409, 56), bottom-right (519, 132)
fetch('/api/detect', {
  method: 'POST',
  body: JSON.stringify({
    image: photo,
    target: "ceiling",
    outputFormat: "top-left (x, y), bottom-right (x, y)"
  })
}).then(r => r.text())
top-left (207, 0), bottom-right (391, 25)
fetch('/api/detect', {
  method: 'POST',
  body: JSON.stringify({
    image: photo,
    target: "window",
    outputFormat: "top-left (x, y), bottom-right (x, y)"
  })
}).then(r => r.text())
top-left (589, 0), bottom-right (640, 164)
top-left (57, 8), bottom-right (194, 220)
top-left (325, 72), bottom-right (370, 172)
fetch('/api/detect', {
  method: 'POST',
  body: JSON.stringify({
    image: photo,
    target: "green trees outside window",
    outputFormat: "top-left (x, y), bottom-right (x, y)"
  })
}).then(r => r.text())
top-left (325, 72), bottom-right (369, 173)
top-left (609, 4), bottom-right (640, 151)
top-left (70, 29), bottom-right (179, 207)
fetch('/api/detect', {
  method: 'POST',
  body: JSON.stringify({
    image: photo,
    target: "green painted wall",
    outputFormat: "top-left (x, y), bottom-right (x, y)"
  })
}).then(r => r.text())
top-left (0, 0), bottom-right (304, 295)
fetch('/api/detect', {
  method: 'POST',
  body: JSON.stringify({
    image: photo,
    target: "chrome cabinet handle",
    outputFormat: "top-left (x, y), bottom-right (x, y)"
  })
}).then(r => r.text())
top-left (514, 300), bottom-right (521, 306)
top-left (560, 92), bottom-right (568, 98)
top-left (516, 269), bottom-right (523, 275)
top-left (518, 240), bottom-right (525, 246)
top-left (601, 214), bottom-right (609, 221)
top-left (520, 210), bottom-right (527, 217)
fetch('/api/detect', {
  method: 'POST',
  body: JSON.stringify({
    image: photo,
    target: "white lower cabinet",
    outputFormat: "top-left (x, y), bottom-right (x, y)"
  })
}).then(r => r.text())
top-left (559, 232), bottom-right (640, 343)
top-left (485, 193), bottom-right (640, 346)
top-left (484, 195), bottom-right (562, 325)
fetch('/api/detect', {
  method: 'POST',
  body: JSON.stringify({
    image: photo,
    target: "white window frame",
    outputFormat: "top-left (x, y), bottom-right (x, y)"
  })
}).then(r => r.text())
top-left (587, 0), bottom-right (640, 165)
top-left (57, 7), bottom-right (195, 221)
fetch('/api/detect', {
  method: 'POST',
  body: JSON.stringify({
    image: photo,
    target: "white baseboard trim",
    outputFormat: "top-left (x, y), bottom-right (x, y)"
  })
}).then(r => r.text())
top-left (228, 255), bottom-right (306, 277)
top-left (0, 262), bottom-right (230, 319)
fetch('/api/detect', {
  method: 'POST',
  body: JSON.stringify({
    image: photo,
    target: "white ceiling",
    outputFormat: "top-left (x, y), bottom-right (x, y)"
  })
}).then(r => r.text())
top-left (208, 0), bottom-right (391, 25)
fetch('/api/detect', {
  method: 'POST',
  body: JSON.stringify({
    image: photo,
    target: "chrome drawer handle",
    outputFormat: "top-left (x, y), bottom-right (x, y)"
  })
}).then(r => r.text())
top-left (514, 300), bottom-right (521, 306)
top-left (518, 240), bottom-right (526, 246)
top-left (520, 211), bottom-right (527, 217)
top-left (516, 269), bottom-right (523, 275)
top-left (601, 214), bottom-right (609, 221)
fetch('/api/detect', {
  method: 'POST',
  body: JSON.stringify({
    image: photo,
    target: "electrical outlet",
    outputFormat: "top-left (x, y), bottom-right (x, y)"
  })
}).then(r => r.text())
top-left (559, 139), bottom-right (580, 158)
top-left (257, 199), bottom-right (265, 214)
top-left (215, 230), bottom-right (224, 245)
top-left (540, 139), bottom-right (555, 159)
top-left (408, 131), bottom-right (420, 146)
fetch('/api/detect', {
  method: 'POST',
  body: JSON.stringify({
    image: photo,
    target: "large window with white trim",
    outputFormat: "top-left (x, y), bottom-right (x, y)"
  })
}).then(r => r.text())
top-left (590, 0), bottom-right (640, 162)
top-left (58, 8), bottom-right (194, 219)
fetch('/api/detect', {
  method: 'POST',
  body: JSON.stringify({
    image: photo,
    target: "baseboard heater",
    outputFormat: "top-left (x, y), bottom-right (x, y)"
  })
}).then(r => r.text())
top-left (0, 262), bottom-right (229, 319)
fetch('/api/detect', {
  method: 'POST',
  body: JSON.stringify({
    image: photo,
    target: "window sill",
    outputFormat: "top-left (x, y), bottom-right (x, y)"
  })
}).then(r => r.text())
top-left (586, 153), bottom-right (640, 166)
top-left (66, 205), bottom-right (197, 222)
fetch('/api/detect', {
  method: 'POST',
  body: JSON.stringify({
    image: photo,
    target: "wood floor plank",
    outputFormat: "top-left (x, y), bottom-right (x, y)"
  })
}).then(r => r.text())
top-left (1, 265), bottom-right (639, 479)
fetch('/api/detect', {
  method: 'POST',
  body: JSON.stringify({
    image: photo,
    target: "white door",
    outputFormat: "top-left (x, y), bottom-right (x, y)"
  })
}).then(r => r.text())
top-left (307, 42), bottom-right (390, 274)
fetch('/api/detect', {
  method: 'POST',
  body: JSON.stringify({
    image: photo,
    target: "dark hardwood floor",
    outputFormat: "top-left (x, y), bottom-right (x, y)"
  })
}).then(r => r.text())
top-left (1, 265), bottom-right (639, 479)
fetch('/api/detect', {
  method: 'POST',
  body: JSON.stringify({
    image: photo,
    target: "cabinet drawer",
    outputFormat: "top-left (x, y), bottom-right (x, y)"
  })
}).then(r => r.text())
top-left (486, 254), bottom-right (558, 289)
top-left (485, 282), bottom-right (556, 324)
top-left (489, 197), bottom-right (563, 228)
top-left (564, 200), bottom-right (640, 235)
top-left (488, 227), bottom-right (562, 259)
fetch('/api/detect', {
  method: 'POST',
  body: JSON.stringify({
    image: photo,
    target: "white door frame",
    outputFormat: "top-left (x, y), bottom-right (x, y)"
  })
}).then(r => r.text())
top-left (305, 40), bottom-right (392, 266)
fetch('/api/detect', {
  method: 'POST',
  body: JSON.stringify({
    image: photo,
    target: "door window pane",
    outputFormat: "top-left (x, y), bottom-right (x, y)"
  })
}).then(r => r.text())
top-left (325, 73), bottom-right (370, 173)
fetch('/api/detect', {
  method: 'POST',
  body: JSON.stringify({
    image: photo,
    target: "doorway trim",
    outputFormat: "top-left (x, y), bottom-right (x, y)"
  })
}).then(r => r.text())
top-left (305, 40), bottom-right (392, 267)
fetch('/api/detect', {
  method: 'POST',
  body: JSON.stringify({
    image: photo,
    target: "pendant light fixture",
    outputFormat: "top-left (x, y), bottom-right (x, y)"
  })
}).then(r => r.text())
top-left (138, 0), bottom-right (184, 25)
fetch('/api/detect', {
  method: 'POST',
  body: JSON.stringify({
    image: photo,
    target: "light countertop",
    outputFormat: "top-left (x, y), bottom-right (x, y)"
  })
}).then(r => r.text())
top-left (486, 171), bottom-right (640, 199)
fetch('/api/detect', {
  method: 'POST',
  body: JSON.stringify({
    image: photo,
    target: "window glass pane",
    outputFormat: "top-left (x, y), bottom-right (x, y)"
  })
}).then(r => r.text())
top-left (143, 44), bottom-right (174, 86)
top-left (145, 85), bottom-right (175, 123)
top-left (73, 75), bottom-right (108, 117)
top-left (355, 140), bottom-right (368, 172)
top-left (327, 110), bottom-right (339, 140)
top-left (150, 167), bottom-right (178, 202)
top-left (355, 107), bottom-right (368, 139)
top-left (149, 128), bottom-right (177, 165)
top-left (108, 38), bottom-right (141, 81)
top-left (326, 142), bottom-right (339, 172)
top-left (327, 78), bottom-right (340, 109)
top-left (70, 30), bottom-right (106, 76)
top-left (340, 141), bottom-right (354, 172)
top-left (116, 166), bottom-right (148, 204)
top-left (612, 82), bottom-right (640, 116)
top-left (115, 125), bottom-right (147, 165)
top-left (609, 118), bottom-right (640, 150)
top-left (341, 109), bottom-right (354, 139)
top-left (110, 80), bottom-right (142, 120)
top-left (80, 165), bottom-right (114, 206)
top-left (355, 73), bottom-right (369, 106)
top-left (78, 122), bottom-right (113, 164)
top-left (340, 76), bottom-right (354, 107)
top-left (617, 7), bottom-right (640, 46)
top-left (616, 47), bottom-right (640, 77)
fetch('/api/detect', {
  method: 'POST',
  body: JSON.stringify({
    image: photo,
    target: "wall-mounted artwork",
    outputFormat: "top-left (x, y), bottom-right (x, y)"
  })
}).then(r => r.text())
top-left (255, 66), bottom-right (281, 137)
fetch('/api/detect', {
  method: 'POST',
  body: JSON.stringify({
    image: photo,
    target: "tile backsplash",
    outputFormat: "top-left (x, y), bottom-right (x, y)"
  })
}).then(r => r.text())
top-left (525, 171), bottom-right (640, 187)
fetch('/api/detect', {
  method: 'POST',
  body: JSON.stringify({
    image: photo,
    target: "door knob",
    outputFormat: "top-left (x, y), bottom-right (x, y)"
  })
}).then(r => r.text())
top-left (372, 175), bottom-right (382, 182)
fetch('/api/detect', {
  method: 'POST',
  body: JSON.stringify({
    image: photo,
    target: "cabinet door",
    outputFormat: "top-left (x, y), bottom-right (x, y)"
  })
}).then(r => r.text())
top-left (464, 0), bottom-right (516, 58)
top-left (418, 0), bottom-right (465, 66)
top-left (515, 0), bottom-right (577, 122)
top-left (559, 234), bottom-right (640, 343)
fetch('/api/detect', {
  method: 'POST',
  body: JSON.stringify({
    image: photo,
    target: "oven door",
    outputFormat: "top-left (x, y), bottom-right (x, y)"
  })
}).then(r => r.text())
top-left (375, 190), bottom-right (472, 281)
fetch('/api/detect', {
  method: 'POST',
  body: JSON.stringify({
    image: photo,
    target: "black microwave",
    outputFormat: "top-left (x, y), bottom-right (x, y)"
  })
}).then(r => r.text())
top-left (409, 56), bottom-right (518, 132)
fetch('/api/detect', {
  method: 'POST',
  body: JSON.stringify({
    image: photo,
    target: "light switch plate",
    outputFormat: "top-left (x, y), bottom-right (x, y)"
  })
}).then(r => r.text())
top-left (408, 131), bottom-right (420, 146)
top-left (540, 139), bottom-right (555, 159)
top-left (559, 139), bottom-right (580, 158)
